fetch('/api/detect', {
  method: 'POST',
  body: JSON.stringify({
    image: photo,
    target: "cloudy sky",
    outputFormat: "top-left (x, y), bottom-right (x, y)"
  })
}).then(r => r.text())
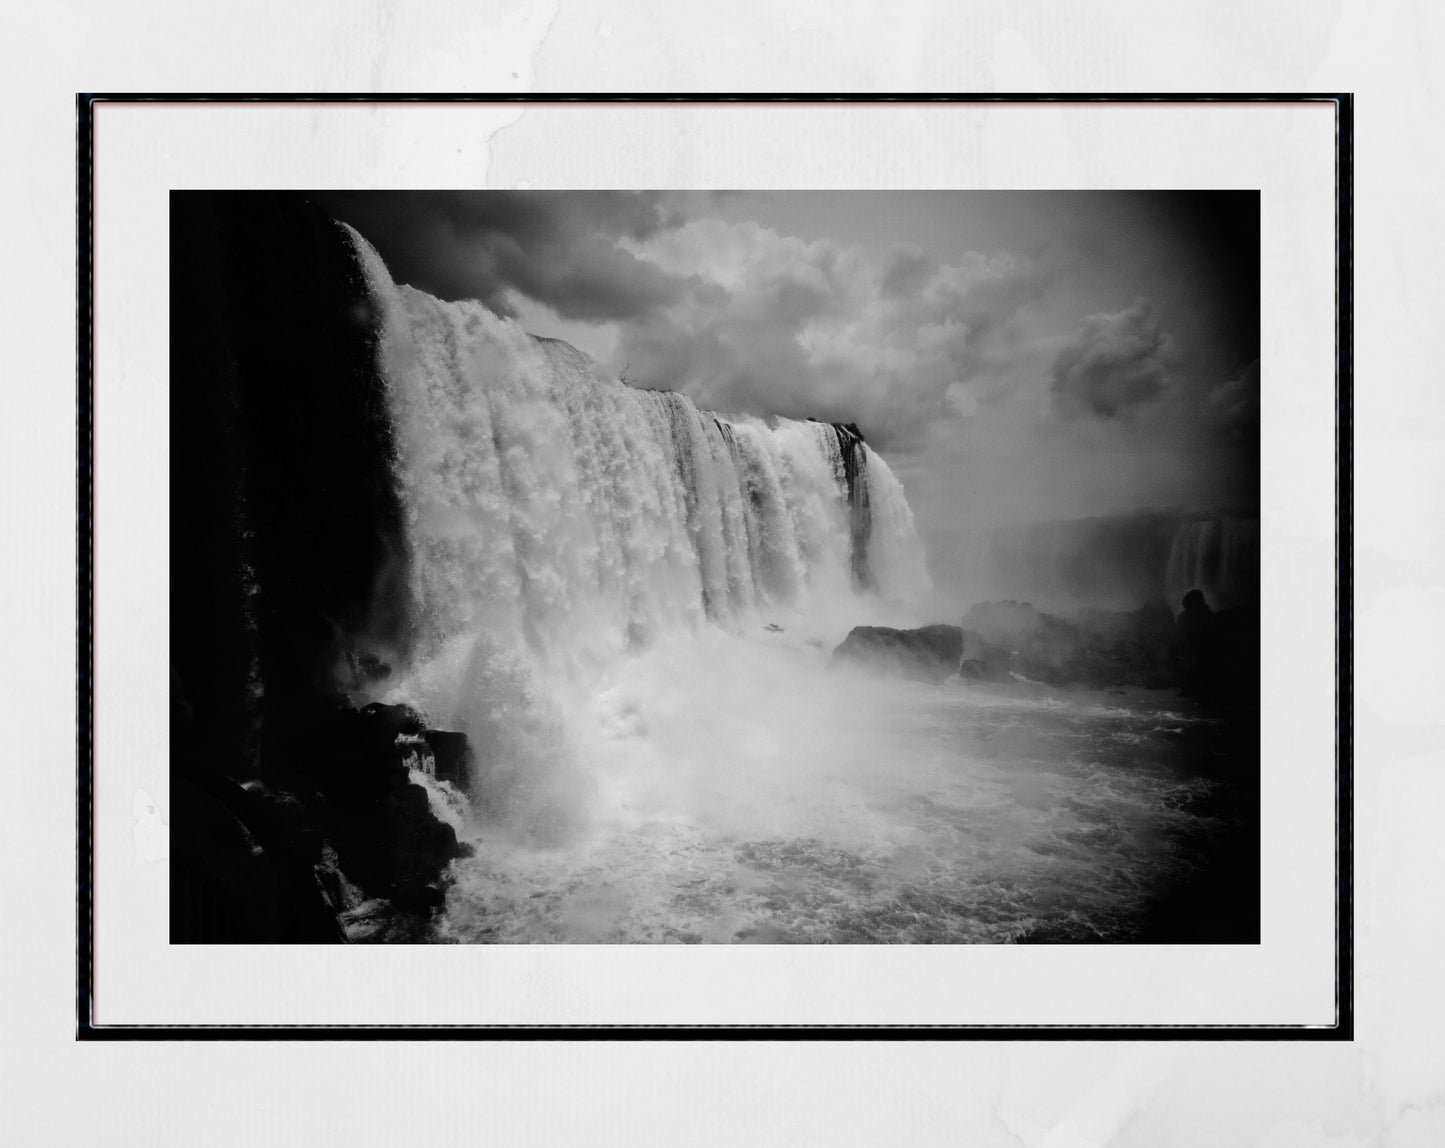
top-left (317, 190), bottom-right (1259, 558)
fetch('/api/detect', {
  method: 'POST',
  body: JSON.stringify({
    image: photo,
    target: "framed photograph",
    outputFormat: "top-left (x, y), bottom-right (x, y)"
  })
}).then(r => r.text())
top-left (78, 95), bottom-right (1349, 1035)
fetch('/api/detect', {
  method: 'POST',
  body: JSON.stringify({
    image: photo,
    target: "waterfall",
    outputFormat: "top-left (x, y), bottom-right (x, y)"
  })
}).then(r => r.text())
top-left (1164, 516), bottom-right (1260, 611)
top-left (342, 227), bottom-right (929, 825)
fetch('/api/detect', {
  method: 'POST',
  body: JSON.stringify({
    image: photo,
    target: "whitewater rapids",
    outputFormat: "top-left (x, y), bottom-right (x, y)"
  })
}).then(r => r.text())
top-left (438, 633), bottom-right (1227, 944)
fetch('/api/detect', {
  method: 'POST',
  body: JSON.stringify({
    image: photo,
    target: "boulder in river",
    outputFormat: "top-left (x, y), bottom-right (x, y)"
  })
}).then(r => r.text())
top-left (831, 623), bottom-right (964, 682)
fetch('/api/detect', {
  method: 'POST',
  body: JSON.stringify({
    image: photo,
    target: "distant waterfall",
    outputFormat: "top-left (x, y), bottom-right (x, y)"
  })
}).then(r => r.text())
top-left (942, 512), bottom-right (1259, 614)
top-left (343, 226), bottom-right (928, 813)
top-left (1164, 517), bottom-right (1260, 611)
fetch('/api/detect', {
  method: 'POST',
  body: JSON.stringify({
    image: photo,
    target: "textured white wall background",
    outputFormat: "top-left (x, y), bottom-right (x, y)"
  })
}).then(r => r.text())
top-left (2, 2), bottom-right (1441, 1144)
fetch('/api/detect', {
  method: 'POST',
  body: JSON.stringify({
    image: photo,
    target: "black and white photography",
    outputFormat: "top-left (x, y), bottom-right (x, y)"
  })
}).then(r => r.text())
top-left (171, 190), bottom-right (1260, 945)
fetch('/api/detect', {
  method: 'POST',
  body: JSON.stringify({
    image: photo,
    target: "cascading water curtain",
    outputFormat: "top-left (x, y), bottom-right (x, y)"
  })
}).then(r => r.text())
top-left (346, 224), bottom-right (929, 821)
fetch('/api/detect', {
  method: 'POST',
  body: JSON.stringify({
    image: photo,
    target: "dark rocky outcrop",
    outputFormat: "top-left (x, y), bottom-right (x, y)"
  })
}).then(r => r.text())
top-left (423, 729), bottom-right (474, 790)
top-left (833, 599), bottom-right (1186, 691)
top-left (171, 193), bottom-right (414, 780)
top-left (833, 591), bottom-right (1257, 705)
top-left (171, 676), bottom-right (474, 939)
top-left (169, 193), bottom-right (466, 942)
top-left (292, 704), bottom-right (473, 912)
top-left (358, 701), bottom-right (425, 739)
top-left (957, 599), bottom-right (1178, 690)
top-left (169, 771), bottom-right (346, 944)
top-left (831, 623), bottom-right (964, 682)
top-left (1175, 593), bottom-right (1261, 714)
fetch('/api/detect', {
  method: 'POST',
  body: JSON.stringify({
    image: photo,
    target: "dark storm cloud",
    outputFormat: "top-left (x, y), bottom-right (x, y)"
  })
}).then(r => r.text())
top-left (314, 191), bottom-right (1256, 524)
top-left (1050, 302), bottom-right (1173, 420)
top-left (313, 191), bottom-right (688, 321)
top-left (880, 243), bottom-right (932, 298)
top-left (1205, 359), bottom-right (1261, 444)
top-left (614, 219), bottom-right (1049, 448)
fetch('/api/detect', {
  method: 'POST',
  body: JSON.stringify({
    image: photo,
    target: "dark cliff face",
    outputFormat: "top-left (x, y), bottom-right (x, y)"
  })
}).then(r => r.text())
top-left (170, 193), bottom-right (461, 942)
top-left (171, 192), bottom-right (412, 775)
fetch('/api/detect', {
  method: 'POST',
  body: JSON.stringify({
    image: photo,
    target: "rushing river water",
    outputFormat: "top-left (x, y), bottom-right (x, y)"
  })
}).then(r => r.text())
top-left (423, 634), bottom-right (1237, 945)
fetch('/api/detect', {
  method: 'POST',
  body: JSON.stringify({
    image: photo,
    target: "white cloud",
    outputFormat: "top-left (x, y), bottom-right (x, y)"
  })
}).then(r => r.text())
top-left (1206, 359), bottom-right (1260, 443)
top-left (615, 219), bottom-right (1047, 447)
top-left (1049, 302), bottom-right (1174, 420)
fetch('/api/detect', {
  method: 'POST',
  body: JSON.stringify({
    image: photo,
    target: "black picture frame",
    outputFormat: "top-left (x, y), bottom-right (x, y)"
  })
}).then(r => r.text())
top-left (76, 92), bottom-right (1352, 1040)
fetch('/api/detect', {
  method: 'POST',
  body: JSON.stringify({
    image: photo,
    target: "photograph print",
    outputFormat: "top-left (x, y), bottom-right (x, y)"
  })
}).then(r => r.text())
top-left (170, 189), bottom-right (1260, 946)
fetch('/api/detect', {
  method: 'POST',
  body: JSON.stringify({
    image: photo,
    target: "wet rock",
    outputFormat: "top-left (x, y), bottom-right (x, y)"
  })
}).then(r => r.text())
top-left (831, 624), bottom-right (963, 682)
top-left (834, 598), bottom-right (1193, 691)
top-left (276, 703), bottom-right (472, 912)
top-left (423, 729), bottom-right (473, 791)
top-left (170, 773), bottom-right (346, 943)
top-left (1176, 591), bottom-right (1260, 713)
top-left (956, 657), bottom-right (1005, 683)
top-left (360, 701), bottom-right (424, 737)
top-left (168, 195), bottom-right (451, 942)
